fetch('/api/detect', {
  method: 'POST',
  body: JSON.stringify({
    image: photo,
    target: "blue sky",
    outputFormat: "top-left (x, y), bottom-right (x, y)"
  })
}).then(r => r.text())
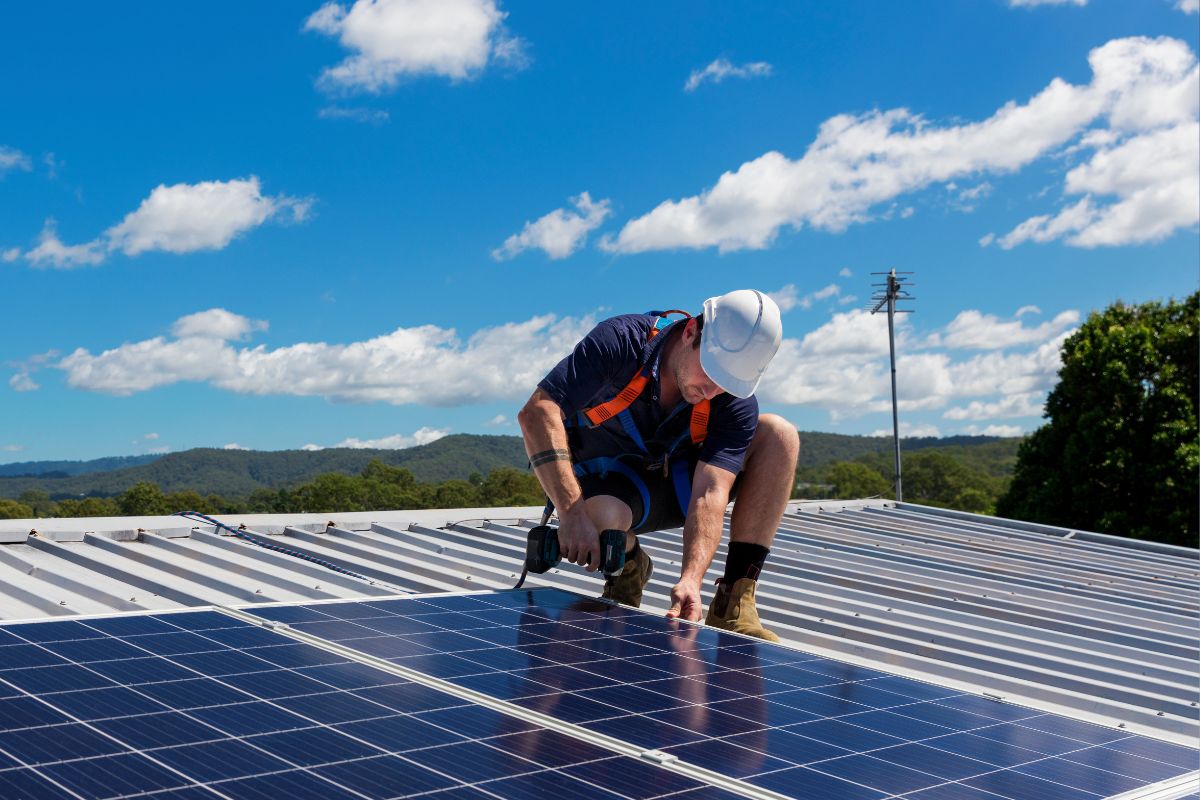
top-left (1, 0), bottom-right (1197, 462)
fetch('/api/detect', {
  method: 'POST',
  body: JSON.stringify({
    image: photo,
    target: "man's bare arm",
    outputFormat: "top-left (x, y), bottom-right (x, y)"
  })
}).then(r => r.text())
top-left (667, 461), bottom-right (736, 621)
top-left (516, 388), bottom-right (600, 569)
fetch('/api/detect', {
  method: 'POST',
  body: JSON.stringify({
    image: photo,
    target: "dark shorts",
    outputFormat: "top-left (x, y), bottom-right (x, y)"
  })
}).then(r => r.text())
top-left (575, 456), bottom-right (741, 534)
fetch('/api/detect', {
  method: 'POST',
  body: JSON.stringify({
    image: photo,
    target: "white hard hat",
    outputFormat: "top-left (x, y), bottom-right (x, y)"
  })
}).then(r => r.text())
top-left (700, 289), bottom-right (782, 399)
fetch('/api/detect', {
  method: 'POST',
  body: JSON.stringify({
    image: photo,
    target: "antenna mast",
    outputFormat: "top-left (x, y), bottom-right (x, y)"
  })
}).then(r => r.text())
top-left (870, 269), bottom-right (915, 502)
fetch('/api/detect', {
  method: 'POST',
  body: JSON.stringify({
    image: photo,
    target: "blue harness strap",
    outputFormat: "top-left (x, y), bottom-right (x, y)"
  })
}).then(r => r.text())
top-left (573, 457), bottom-right (652, 530)
top-left (671, 456), bottom-right (692, 518)
top-left (616, 409), bottom-right (648, 453)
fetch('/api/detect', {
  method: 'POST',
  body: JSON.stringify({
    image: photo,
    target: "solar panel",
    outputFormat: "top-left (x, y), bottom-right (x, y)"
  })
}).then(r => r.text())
top-left (0, 607), bottom-right (739, 799)
top-left (251, 587), bottom-right (1200, 800)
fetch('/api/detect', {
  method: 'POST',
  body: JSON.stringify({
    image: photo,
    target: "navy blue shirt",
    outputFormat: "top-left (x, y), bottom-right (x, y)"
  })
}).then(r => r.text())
top-left (538, 313), bottom-right (759, 475)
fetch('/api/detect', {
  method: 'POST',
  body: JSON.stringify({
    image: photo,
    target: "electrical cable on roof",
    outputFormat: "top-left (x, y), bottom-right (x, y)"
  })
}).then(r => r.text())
top-left (173, 510), bottom-right (376, 583)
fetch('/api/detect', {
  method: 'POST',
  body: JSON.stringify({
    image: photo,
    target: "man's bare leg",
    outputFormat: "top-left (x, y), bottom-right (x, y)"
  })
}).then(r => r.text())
top-left (729, 414), bottom-right (801, 545)
top-left (706, 414), bottom-right (799, 642)
top-left (582, 494), bottom-right (634, 551)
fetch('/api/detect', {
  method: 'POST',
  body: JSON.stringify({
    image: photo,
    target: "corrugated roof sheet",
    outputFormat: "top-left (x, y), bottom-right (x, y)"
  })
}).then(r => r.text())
top-left (1, 500), bottom-right (1195, 747)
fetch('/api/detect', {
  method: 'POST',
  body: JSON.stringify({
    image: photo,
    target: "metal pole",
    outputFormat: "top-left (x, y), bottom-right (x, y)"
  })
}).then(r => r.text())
top-left (886, 270), bottom-right (902, 502)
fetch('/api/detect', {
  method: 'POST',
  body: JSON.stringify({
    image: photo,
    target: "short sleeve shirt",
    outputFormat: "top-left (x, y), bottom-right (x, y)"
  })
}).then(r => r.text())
top-left (538, 313), bottom-right (759, 474)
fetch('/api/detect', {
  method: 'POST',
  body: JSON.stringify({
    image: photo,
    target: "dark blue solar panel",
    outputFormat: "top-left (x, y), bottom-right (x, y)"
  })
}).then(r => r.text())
top-left (252, 587), bottom-right (1199, 800)
top-left (0, 607), bottom-right (715, 799)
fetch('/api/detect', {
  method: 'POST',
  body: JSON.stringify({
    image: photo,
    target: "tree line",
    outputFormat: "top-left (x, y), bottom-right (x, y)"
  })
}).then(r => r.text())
top-left (0, 462), bottom-right (547, 520)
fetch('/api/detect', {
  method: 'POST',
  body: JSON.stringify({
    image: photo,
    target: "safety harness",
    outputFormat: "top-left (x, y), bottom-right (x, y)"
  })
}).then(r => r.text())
top-left (556, 310), bottom-right (713, 531)
top-left (581, 309), bottom-right (710, 448)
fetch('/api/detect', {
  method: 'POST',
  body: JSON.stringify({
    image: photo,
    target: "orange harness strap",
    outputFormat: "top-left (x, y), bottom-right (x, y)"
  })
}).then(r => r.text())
top-left (582, 311), bottom-right (710, 445)
top-left (584, 372), bottom-right (649, 425)
top-left (690, 399), bottom-right (710, 445)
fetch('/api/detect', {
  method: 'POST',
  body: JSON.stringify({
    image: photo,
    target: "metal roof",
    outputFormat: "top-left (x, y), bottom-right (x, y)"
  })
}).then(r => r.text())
top-left (0, 500), bottom-right (1196, 748)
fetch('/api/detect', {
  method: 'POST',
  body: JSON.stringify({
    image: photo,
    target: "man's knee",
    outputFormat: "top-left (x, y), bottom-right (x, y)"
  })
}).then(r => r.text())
top-left (750, 414), bottom-right (800, 467)
top-left (583, 494), bottom-right (634, 532)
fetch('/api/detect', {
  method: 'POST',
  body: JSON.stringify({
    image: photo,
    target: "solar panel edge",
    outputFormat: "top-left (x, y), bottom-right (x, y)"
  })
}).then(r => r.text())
top-left (217, 603), bottom-right (802, 800)
top-left (1100, 769), bottom-right (1200, 800)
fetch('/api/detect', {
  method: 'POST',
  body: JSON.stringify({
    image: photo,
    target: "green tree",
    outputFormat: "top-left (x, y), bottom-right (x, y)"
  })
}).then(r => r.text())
top-left (293, 473), bottom-right (368, 513)
top-left (827, 462), bottom-right (891, 499)
top-left (117, 482), bottom-right (172, 516)
top-left (53, 497), bottom-right (121, 518)
top-left (165, 490), bottom-right (219, 515)
top-left (432, 480), bottom-right (480, 509)
top-left (904, 451), bottom-right (992, 508)
top-left (17, 489), bottom-right (53, 516)
top-left (997, 293), bottom-right (1198, 547)
top-left (477, 467), bottom-right (544, 507)
top-left (0, 499), bottom-right (34, 520)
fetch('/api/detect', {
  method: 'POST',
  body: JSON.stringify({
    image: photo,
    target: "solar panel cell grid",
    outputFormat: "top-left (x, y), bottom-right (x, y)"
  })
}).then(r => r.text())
top-left (251, 588), bottom-right (1198, 800)
top-left (0, 608), bottom-right (716, 799)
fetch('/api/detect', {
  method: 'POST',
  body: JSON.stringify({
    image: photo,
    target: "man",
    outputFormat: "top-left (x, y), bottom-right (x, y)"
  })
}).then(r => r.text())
top-left (518, 289), bottom-right (800, 641)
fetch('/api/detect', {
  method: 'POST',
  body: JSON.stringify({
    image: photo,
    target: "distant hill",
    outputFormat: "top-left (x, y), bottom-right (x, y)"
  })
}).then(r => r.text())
top-left (0, 431), bottom-right (1022, 501)
top-left (0, 454), bottom-right (161, 479)
top-left (0, 435), bottom-right (529, 500)
top-left (796, 432), bottom-right (1017, 470)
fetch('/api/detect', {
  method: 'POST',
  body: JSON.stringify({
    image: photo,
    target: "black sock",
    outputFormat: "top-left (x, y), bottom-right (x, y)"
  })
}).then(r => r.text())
top-left (723, 542), bottom-right (769, 584)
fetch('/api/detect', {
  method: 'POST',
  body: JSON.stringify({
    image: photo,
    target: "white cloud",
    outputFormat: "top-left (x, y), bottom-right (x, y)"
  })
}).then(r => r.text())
top-left (1, 248), bottom-right (19, 262)
top-left (0, 146), bottom-right (31, 176)
top-left (1179, 0), bottom-right (1199, 12)
top-left (1, 444), bottom-right (25, 452)
top-left (869, 422), bottom-right (941, 438)
top-left (962, 424), bottom-right (1025, 437)
top-left (484, 414), bottom-right (509, 427)
top-left (999, 122), bottom-right (1199, 248)
top-left (757, 309), bottom-right (1070, 422)
top-left (171, 309), bottom-right (268, 341)
top-left (332, 427), bottom-right (450, 449)
top-left (978, 232), bottom-right (996, 247)
top-left (40, 303), bottom-right (1080, 441)
top-left (838, 295), bottom-right (858, 306)
top-left (301, 443), bottom-right (324, 451)
top-left (25, 221), bottom-right (105, 269)
top-left (1015, 305), bottom-right (1041, 317)
top-left (306, 0), bottom-right (526, 93)
top-left (953, 182), bottom-right (993, 213)
top-left (928, 309), bottom-right (1079, 350)
top-left (21, 178), bottom-right (311, 268)
top-left (318, 106), bottom-right (390, 124)
top-left (8, 374), bottom-right (38, 392)
top-left (838, 267), bottom-right (853, 278)
top-left (943, 392), bottom-right (1045, 420)
top-left (684, 58), bottom-right (772, 92)
top-left (603, 37), bottom-right (1198, 255)
top-left (768, 283), bottom-right (841, 313)
top-left (1009, 0), bottom-right (1086, 6)
top-left (53, 309), bottom-right (596, 404)
top-left (492, 192), bottom-right (611, 260)
top-left (147, 446), bottom-right (170, 455)
top-left (106, 177), bottom-right (312, 256)
top-left (143, 432), bottom-right (160, 440)
top-left (223, 443), bottom-right (250, 450)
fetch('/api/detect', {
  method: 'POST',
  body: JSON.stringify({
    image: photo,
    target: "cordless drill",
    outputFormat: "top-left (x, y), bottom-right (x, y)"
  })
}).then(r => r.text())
top-left (525, 525), bottom-right (626, 578)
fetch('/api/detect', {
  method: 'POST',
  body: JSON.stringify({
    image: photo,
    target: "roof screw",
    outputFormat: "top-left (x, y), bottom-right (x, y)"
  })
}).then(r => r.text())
top-left (59, 600), bottom-right (66, 605)
top-left (314, 585), bottom-right (321, 590)
top-left (255, 589), bottom-right (263, 594)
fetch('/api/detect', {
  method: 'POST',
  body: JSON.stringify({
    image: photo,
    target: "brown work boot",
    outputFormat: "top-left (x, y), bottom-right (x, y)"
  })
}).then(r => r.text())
top-left (602, 546), bottom-right (653, 608)
top-left (705, 578), bottom-right (780, 642)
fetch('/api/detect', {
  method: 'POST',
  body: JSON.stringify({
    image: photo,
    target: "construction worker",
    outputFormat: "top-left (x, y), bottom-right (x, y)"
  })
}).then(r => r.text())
top-left (518, 289), bottom-right (800, 641)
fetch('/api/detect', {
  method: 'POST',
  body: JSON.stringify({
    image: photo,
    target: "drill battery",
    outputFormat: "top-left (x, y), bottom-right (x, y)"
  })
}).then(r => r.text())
top-left (525, 524), bottom-right (626, 578)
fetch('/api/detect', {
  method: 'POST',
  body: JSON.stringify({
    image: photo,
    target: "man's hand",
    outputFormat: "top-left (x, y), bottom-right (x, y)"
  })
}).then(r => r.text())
top-left (666, 578), bottom-right (704, 622)
top-left (557, 505), bottom-right (601, 572)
